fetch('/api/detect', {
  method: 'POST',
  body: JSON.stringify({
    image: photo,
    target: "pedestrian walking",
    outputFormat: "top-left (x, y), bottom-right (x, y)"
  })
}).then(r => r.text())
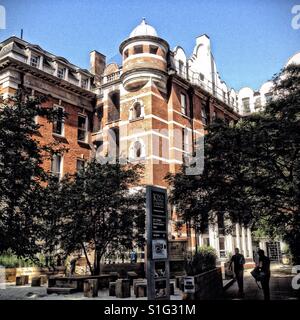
top-left (258, 249), bottom-right (271, 300)
top-left (229, 248), bottom-right (246, 297)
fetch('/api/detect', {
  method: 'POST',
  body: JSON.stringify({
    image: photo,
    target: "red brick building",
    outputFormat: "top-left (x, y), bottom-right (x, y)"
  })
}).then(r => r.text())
top-left (0, 20), bottom-right (254, 268)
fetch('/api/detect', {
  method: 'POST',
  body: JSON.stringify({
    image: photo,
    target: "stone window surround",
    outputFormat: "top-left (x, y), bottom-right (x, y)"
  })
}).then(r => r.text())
top-left (129, 99), bottom-right (145, 121)
top-left (129, 138), bottom-right (146, 160)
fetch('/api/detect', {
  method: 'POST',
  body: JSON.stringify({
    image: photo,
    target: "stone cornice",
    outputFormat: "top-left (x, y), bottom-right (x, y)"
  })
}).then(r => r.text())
top-left (119, 35), bottom-right (169, 54)
top-left (0, 56), bottom-right (96, 101)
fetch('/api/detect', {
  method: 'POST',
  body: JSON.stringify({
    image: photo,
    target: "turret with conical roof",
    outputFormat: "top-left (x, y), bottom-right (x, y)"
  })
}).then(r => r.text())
top-left (119, 19), bottom-right (169, 91)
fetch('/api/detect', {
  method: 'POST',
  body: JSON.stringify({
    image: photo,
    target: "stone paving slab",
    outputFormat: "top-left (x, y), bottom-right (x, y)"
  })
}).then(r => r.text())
top-left (0, 282), bottom-right (183, 300)
top-left (224, 264), bottom-right (299, 300)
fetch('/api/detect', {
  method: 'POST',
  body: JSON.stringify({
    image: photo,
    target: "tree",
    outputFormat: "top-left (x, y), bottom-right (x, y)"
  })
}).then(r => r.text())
top-left (167, 64), bottom-right (300, 263)
top-left (0, 90), bottom-right (66, 258)
top-left (52, 159), bottom-right (145, 275)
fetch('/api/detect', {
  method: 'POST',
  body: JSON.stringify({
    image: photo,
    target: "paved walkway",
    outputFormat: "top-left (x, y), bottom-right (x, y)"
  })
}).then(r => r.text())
top-left (0, 280), bottom-right (182, 300)
top-left (1, 264), bottom-right (298, 300)
top-left (224, 264), bottom-right (299, 300)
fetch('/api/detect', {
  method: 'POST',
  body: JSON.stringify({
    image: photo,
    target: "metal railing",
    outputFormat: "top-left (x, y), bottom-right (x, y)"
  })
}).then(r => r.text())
top-left (173, 59), bottom-right (238, 109)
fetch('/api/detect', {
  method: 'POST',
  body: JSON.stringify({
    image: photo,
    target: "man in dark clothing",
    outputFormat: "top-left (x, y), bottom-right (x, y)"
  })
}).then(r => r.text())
top-left (229, 248), bottom-right (246, 297)
top-left (258, 249), bottom-right (271, 300)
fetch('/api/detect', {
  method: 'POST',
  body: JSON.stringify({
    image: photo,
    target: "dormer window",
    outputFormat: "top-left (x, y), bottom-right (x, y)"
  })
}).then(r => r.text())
top-left (242, 97), bottom-right (250, 113)
top-left (134, 45), bottom-right (143, 54)
top-left (222, 90), bottom-right (226, 102)
top-left (81, 78), bottom-right (88, 89)
top-left (57, 67), bottom-right (66, 79)
top-left (178, 60), bottom-right (184, 76)
top-left (30, 55), bottom-right (40, 68)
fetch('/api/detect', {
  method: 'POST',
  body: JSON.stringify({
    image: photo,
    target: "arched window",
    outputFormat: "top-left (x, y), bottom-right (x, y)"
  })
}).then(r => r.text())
top-left (130, 101), bottom-right (144, 120)
top-left (133, 102), bottom-right (142, 118)
top-left (134, 141), bottom-right (142, 158)
top-left (129, 139), bottom-right (145, 160)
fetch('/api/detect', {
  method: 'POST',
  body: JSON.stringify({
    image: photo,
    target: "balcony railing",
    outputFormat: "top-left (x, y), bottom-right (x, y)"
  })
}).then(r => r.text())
top-left (103, 70), bottom-right (122, 84)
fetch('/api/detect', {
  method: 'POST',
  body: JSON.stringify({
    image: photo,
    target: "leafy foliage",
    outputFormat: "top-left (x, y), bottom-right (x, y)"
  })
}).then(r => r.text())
top-left (168, 64), bottom-right (300, 264)
top-left (42, 159), bottom-right (146, 275)
top-left (185, 246), bottom-right (217, 275)
top-left (0, 90), bottom-right (66, 258)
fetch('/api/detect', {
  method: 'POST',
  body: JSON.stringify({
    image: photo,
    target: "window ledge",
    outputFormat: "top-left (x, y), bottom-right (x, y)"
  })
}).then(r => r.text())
top-left (52, 132), bottom-right (65, 138)
top-left (106, 119), bottom-right (121, 125)
top-left (77, 140), bottom-right (91, 148)
top-left (181, 113), bottom-right (191, 120)
top-left (52, 133), bottom-right (68, 142)
top-left (129, 117), bottom-right (144, 123)
top-left (92, 130), bottom-right (103, 136)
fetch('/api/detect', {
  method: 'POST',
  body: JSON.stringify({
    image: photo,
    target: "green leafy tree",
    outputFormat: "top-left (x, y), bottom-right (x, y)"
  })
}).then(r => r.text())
top-left (51, 159), bottom-right (146, 275)
top-left (167, 64), bottom-right (300, 263)
top-left (0, 90), bottom-right (66, 258)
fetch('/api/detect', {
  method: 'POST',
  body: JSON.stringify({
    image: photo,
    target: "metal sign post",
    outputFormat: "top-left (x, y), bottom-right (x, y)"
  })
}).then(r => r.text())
top-left (146, 185), bottom-right (170, 300)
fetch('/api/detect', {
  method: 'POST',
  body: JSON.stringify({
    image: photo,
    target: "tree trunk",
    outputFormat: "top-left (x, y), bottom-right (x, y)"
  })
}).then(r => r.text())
top-left (93, 250), bottom-right (101, 275)
top-left (81, 242), bottom-right (93, 275)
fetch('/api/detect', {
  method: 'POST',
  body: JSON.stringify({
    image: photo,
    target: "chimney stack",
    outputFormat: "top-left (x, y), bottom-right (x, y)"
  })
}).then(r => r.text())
top-left (90, 50), bottom-right (106, 77)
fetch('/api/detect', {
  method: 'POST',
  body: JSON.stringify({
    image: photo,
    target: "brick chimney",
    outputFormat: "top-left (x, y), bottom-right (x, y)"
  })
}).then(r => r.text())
top-left (90, 50), bottom-right (106, 77)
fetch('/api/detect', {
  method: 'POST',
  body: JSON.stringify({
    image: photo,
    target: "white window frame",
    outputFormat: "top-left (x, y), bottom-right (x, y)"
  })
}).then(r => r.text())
top-left (77, 114), bottom-right (88, 142)
top-left (129, 139), bottom-right (146, 160)
top-left (201, 107), bottom-right (207, 125)
top-left (30, 54), bottom-right (40, 68)
top-left (57, 66), bottom-right (66, 79)
top-left (51, 154), bottom-right (63, 179)
top-left (52, 105), bottom-right (65, 136)
top-left (129, 100), bottom-right (145, 121)
top-left (76, 158), bottom-right (86, 171)
top-left (180, 93), bottom-right (187, 115)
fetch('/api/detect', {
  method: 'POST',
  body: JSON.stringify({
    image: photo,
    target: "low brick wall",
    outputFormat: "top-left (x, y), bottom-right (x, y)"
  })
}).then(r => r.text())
top-left (4, 267), bottom-right (66, 283)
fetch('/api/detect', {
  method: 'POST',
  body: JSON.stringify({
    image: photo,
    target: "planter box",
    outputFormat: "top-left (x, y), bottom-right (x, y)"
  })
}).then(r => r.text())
top-left (183, 267), bottom-right (223, 300)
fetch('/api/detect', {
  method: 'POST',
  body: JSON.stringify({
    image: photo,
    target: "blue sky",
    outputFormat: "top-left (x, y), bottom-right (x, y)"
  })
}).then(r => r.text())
top-left (0, 0), bottom-right (299, 90)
